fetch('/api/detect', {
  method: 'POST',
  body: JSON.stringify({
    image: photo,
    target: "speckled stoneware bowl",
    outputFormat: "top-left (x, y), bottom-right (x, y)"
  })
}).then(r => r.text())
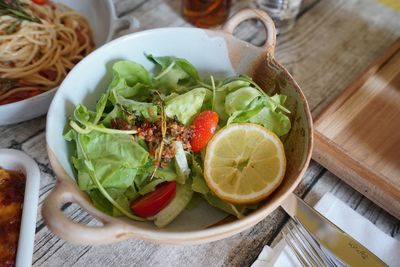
top-left (43, 9), bottom-right (313, 245)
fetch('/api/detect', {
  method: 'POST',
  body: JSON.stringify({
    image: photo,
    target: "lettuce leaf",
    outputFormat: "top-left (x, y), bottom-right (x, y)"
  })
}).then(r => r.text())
top-left (213, 80), bottom-right (251, 122)
top-left (110, 90), bottom-right (158, 122)
top-left (227, 95), bottom-right (291, 136)
top-left (174, 141), bottom-right (190, 184)
top-left (87, 189), bottom-right (113, 215)
top-left (224, 86), bottom-right (261, 115)
top-left (89, 186), bottom-right (140, 217)
top-left (165, 87), bottom-right (211, 125)
top-left (73, 131), bottom-right (149, 190)
top-left (108, 61), bottom-right (152, 99)
top-left (147, 54), bottom-right (200, 94)
top-left (101, 105), bottom-right (126, 126)
top-left (138, 163), bottom-right (178, 195)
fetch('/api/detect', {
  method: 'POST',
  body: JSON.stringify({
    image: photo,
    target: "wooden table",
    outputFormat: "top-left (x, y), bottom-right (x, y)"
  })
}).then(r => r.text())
top-left (1, 0), bottom-right (399, 266)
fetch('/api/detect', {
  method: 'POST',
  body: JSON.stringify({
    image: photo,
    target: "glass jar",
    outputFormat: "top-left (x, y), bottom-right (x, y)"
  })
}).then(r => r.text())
top-left (256, 0), bottom-right (302, 34)
top-left (182, 0), bottom-right (232, 28)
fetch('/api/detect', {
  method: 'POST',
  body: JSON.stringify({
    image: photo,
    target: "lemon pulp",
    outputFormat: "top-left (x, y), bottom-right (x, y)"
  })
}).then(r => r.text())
top-left (204, 123), bottom-right (286, 204)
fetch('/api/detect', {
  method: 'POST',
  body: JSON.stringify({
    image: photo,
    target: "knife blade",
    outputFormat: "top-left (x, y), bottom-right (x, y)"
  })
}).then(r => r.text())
top-left (281, 193), bottom-right (388, 267)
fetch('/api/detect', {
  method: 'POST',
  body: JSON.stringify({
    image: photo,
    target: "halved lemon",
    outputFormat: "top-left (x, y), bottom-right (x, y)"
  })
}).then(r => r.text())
top-left (204, 123), bottom-right (286, 204)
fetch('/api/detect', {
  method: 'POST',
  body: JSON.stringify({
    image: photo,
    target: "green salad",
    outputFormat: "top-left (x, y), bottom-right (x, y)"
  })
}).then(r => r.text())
top-left (65, 55), bottom-right (291, 227)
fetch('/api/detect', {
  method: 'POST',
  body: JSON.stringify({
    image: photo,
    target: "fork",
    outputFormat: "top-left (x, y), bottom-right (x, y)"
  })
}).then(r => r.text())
top-left (282, 219), bottom-right (341, 267)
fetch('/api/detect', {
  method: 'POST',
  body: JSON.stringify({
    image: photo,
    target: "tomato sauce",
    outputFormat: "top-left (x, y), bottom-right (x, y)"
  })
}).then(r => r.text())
top-left (0, 168), bottom-right (25, 267)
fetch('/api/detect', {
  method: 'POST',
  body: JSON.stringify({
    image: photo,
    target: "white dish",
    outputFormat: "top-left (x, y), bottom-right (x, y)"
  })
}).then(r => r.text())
top-left (0, 149), bottom-right (41, 267)
top-left (0, 0), bottom-right (139, 126)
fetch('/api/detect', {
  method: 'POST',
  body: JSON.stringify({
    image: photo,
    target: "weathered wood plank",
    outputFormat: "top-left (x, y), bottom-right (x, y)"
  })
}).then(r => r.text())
top-left (276, 0), bottom-right (400, 115)
top-left (0, 116), bottom-right (46, 148)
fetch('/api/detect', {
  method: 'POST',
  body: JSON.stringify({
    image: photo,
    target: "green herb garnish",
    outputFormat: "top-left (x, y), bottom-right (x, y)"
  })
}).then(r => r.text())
top-left (0, 78), bottom-right (18, 91)
top-left (0, 0), bottom-right (41, 23)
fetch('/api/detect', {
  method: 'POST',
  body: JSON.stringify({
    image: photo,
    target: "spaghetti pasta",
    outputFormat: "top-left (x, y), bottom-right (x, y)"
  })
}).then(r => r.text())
top-left (0, 1), bottom-right (94, 104)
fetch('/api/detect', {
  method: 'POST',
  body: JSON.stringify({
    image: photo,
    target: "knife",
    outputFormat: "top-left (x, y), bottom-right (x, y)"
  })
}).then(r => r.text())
top-left (281, 193), bottom-right (388, 267)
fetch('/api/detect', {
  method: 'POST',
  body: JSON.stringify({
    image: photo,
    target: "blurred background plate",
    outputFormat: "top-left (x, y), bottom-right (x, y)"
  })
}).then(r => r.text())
top-left (0, 0), bottom-right (139, 126)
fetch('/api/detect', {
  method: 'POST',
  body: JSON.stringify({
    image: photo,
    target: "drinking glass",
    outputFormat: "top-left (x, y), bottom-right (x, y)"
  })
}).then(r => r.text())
top-left (256, 0), bottom-right (302, 34)
top-left (181, 0), bottom-right (232, 28)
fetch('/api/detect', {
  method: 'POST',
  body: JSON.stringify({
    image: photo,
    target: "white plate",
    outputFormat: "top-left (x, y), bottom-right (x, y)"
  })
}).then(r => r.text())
top-left (0, 0), bottom-right (139, 126)
top-left (0, 149), bottom-right (41, 267)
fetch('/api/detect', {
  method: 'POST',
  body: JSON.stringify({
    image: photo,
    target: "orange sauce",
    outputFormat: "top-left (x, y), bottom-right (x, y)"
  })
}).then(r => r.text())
top-left (0, 168), bottom-right (25, 267)
top-left (181, 0), bottom-right (231, 28)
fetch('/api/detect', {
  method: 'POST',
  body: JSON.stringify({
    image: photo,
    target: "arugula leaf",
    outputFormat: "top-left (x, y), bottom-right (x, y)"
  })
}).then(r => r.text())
top-left (69, 103), bottom-right (137, 135)
top-left (93, 93), bottom-right (108, 124)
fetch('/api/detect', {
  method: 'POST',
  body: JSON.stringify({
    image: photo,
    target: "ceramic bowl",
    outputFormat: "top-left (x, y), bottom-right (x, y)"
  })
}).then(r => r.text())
top-left (0, 0), bottom-right (139, 126)
top-left (43, 9), bottom-right (313, 245)
top-left (0, 149), bottom-right (41, 266)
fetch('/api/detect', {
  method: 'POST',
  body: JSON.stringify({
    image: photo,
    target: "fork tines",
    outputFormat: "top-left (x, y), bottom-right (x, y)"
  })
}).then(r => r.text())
top-left (282, 219), bottom-right (339, 267)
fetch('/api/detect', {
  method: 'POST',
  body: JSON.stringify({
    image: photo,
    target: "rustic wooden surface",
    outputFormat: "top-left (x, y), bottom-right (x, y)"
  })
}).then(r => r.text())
top-left (0, 0), bottom-right (399, 266)
top-left (314, 41), bottom-right (400, 219)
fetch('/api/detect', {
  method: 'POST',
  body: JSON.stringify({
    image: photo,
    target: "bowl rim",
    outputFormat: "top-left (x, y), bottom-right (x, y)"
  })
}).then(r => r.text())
top-left (45, 26), bottom-right (313, 245)
top-left (0, 149), bottom-right (41, 266)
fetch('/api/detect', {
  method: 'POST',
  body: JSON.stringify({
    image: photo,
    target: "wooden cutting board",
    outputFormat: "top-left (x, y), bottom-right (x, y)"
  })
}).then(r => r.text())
top-left (313, 40), bottom-right (400, 219)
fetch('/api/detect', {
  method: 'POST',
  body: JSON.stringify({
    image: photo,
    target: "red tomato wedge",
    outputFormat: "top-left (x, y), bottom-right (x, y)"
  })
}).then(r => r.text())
top-left (0, 90), bottom-right (42, 105)
top-left (130, 181), bottom-right (176, 218)
top-left (190, 111), bottom-right (219, 153)
top-left (32, 0), bottom-right (49, 5)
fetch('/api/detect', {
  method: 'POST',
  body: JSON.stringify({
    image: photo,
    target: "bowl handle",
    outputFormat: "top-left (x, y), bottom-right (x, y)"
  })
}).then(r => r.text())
top-left (42, 178), bottom-right (127, 245)
top-left (223, 9), bottom-right (276, 56)
top-left (111, 15), bottom-right (140, 34)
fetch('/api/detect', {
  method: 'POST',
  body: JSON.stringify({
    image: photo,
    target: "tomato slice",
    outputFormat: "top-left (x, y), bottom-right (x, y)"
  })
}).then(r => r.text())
top-left (0, 90), bottom-right (42, 105)
top-left (32, 0), bottom-right (49, 5)
top-left (190, 111), bottom-right (219, 153)
top-left (130, 181), bottom-right (176, 218)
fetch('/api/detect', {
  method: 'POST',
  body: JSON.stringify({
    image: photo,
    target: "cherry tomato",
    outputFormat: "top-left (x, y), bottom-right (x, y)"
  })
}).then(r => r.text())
top-left (0, 90), bottom-right (42, 105)
top-left (190, 111), bottom-right (219, 153)
top-left (130, 181), bottom-right (176, 218)
top-left (32, 0), bottom-right (49, 5)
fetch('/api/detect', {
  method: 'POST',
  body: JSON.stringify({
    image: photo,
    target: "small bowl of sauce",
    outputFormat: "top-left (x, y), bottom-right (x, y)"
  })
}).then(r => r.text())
top-left (0, 149), bottom-right (40, 267)
top-left (0, 169), bottom-right (25, 267)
